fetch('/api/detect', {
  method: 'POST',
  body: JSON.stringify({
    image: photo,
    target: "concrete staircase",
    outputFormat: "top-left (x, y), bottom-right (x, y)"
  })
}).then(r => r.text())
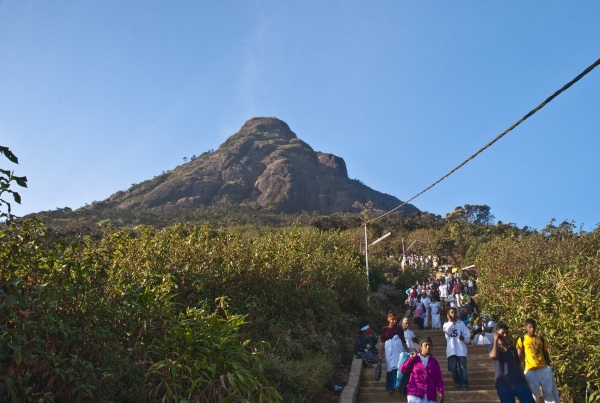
top-left (356, 324), bottom-right (500, 402)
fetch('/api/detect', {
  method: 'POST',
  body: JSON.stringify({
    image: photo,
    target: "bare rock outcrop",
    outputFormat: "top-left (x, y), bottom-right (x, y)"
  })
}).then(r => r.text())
top-left (108, 117), bottom-right (418, 215)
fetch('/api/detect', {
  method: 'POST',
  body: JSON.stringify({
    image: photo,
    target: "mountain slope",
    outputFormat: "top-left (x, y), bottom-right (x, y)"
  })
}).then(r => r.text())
top-left (31, 117), bottom-right (418, 229)
top-left (107, 117), bottom-right (417, 216)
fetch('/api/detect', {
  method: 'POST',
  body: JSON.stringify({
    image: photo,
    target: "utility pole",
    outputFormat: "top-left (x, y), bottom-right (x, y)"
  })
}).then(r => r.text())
top-left (365, 226), bottom-right (392, 293)
top-left (364, 224), bottom-right (370, 293)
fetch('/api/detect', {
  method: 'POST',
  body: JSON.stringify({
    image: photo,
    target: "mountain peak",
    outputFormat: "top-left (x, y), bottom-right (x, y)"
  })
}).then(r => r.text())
top-left (106, 118), bottom-right (418, 216)
top-left (238, 117), bottom-right (295, 140)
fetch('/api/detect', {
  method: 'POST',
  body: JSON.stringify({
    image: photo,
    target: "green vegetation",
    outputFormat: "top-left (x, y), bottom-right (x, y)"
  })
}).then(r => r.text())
top-left (4, 207), bottom-right (600, 402)
top-left (1, 220), bottom-right (368, 402)
top-left (2, 147), bottom-right (599, 401)
top-left (474, 222), bottom-right (600, 403)
top-left (0, 146), bottom-right (28, 221)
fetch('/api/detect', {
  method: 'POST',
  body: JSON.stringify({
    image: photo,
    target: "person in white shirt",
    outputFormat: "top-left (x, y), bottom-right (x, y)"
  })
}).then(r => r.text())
top-left (401, 317), bottom-right (419, 353)
top-left (473, 320), bottom-right (496, 345)
top-left (455, 291), bottom-right (464, 309)
top-left (443, 307), bottom-right (471, 390)
top-left (467, 278), bottom-right (475, 296)
top-left (447, 292), bottom-right (456, 309)
top-left (438, 282), bottom-right (449, 310)
top-left (421, 294), bottom-right (432, 329)
top-left (430, 297), bottom-right (442, 329)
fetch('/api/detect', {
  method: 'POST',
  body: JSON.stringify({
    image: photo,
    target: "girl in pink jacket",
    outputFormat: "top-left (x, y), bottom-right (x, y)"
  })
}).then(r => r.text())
top-left (399, 337), bottom-right (444, 403)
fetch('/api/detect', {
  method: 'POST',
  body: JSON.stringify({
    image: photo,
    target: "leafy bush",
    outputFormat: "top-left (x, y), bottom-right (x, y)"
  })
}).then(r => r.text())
top-left (474, 224), bottom-right (600, 402)
top-left (146, 298), bottom-right (281, 402)
top-left (0, 146), bottom-right (28, 221)
top-left (263, 352), bottom-right (335, 403)
top-left (1, 220), bottom-right (371, 401)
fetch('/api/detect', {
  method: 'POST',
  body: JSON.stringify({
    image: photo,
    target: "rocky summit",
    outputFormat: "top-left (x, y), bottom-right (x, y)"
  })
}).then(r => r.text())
top-left (107, 117), bottom-right (417, 216)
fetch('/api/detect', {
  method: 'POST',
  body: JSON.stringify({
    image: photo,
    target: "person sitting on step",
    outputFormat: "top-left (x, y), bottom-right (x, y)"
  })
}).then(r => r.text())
top-left (354, 321), bottom-right (379, 367)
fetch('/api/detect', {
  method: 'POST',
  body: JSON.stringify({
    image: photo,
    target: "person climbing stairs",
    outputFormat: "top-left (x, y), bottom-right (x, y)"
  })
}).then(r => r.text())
top-left (352, 311), bottom-right (500, 402)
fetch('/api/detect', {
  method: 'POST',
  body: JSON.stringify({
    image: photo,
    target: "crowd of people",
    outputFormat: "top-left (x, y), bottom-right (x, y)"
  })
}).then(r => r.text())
top-left (353, 275), bottom-right (561, 403)
top-left (397, 254), bottom-right (457, 271)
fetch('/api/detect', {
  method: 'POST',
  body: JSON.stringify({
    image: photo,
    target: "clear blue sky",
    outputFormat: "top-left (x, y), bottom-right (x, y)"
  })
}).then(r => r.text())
top-left (2, 1), bottom-right (599, 231)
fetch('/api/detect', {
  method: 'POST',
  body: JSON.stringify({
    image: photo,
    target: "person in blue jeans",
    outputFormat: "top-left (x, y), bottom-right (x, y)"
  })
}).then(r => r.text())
top-left (443, 307), bottom-right (470, 390)
top-left (489, 323), bottom-right (535, 403)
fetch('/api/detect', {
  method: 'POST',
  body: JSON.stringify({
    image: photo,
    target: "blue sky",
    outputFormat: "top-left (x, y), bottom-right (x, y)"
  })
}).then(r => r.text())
top-left (1, 1), bottom-right (599, 231)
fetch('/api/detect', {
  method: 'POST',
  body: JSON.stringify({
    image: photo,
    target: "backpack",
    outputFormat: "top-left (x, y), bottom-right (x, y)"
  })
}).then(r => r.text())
top-left (414, 306), bottom-right (425, 319)
top-left (519, 335), bottom-right (551, 366)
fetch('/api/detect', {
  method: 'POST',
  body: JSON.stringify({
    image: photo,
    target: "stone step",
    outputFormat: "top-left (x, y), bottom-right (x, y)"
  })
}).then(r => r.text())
top-left (361, 372), bottom-right (496, 384)
top-left (357, 388), bottom-right (500, 403)
top-left (360, 378), bottom-right (496, 389)
top-left (361, 362), bottom-right (496, 377)
top-left (353, 311), bottom-right (502, 403)
top-left (361, 377), bottom-right (496, 389)
top-left (376, 354), bottom-right (495, 366)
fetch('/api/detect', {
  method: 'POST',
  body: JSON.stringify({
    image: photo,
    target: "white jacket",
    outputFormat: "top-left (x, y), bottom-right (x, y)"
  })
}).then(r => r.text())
top-left (384, 335), bottom-right (404, 371)
top-left (404, 328), bottom-right (417, 351)
top-left (443, 320), bottom-right (470, 357)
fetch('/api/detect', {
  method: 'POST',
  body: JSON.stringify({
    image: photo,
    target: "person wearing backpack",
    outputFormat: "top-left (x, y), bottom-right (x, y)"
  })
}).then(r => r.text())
top-left (414, 297), bottom-right (426, 330)
top-left (515, 318), bottom-right (560, 403)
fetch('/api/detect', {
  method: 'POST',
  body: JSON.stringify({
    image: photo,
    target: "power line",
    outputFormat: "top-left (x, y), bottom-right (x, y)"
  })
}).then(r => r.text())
top-left (366, 57), bottom-right (600, 225)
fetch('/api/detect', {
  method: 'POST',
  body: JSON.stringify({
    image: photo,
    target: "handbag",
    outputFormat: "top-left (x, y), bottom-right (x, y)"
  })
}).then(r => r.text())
top-left (395, 352), bottom-right (411, 388)
top-left (397, 353), bottom-right (414, 395)
top-left (374, 357), bottom-right (382, 381)
top-left (398, 371), bottom-right (410, 395)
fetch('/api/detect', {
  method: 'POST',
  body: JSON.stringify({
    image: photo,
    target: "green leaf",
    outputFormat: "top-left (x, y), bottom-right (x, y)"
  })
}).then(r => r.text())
top-left (13, 347), bottom-right (22, 366)
top-left (5, 294), bottom-right (19, 306)
top-left (14, 176), bottom-right (27, 188)
top-left (0, 146), bottom-right (18, 163)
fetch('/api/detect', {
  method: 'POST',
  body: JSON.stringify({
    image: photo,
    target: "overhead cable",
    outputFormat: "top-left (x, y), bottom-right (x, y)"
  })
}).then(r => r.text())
top-left (365, 57), bottom-right (600, 225)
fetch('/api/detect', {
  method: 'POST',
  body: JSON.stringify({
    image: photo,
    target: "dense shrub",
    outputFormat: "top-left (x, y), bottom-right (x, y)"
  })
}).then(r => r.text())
top-left (146, 299), bottom-right (281, 402)
top-left (1, 220), bottom-right (369, 402)
top-left (12, 196), bottom-right (600, 402)
top-left (474, 224), bottom-right (600, 402)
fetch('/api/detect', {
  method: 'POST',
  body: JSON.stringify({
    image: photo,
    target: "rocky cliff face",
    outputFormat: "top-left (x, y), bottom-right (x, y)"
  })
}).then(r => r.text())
top-left (108, 117), bottom-right (418, 215)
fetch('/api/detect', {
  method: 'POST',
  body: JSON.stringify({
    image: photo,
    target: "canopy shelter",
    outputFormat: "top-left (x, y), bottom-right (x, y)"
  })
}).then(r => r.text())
top-left (461, 264), bottom-right (477, 278)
